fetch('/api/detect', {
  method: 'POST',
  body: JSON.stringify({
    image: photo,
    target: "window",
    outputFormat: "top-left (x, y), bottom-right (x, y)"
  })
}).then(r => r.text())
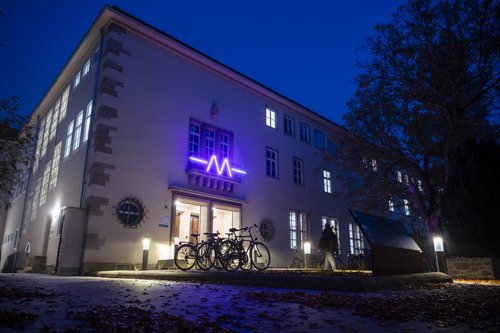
top-left (349, 222), bottom-right (364, 255)
top-left (41, 115), bottom-right (50, 157)
top-left (348, 179), bottom-right (358, 202)
top-left (220, 133), bottom-right (229, 159)
top-left (39, 163), bottom-right (51, 206)
top-left (322, 216), bottom-right (340, 250)
top-left (188, 123), bottom-right (201, 156)
top-left (83, 101), bottom-right (93, 142)
top-left (73, 111), bottom-right (84, 151)
top-left (289, 210), bottom-right (309, 250)
top-left (31, 180), bottom-right (41, 220)
top-left (417, 180), bottom-right (423, 192)
top-left (404, 199), bottom-right (410, 216)
top-left (397, 170), bottom-right (403, 183)
top-left (283, 115), bottom-right (294, 136)
top-left (64, 120), bottom-right (74, 158)
top-left (50, 98), bottom-right (60, 140)
top-left (293, 157), bottom-right (304, 185)
top-left (33, 122), bottom-right (44, 173)
top-left (266, 148), bottom-right (278, 178)
top-left (74, 71), bottom-right (81, 87)
top-left (405, 174), bottom-right (410, 186)
top-left (388, 199), bottom-right (395, 212)
top-left (371, 159), bottom-right (378, 172)
top-left (83, 58), bottom-right (91, 76)
top-left (327, 138), bottom-right (337, 155)
top-left (265, 108), bottom-right (276, 128)
top-left (314, 130), bottom-right (324, 150)
top-left (59, 86), bottom-right (70, 122)
top-left (299, 122), bottom-right (310, 143)
top-left (323, 170), bottom-right (332, 193)
top-left (205, 128), bottom-right (215, 157)
top-left (49, 143), bottom-right (62, 190)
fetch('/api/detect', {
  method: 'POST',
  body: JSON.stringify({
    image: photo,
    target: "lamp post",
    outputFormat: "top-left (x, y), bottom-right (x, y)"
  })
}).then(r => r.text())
top-left (433, 236), bottom-right (445, 273)
top-left (304, 241), bottom-right (311, 269)
top-left (142, 237), bottom-right (150, 270)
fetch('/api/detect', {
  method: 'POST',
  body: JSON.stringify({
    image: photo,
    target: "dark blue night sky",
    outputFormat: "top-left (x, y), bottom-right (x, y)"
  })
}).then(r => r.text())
top-left (0, 0), bottom-right (402, 124)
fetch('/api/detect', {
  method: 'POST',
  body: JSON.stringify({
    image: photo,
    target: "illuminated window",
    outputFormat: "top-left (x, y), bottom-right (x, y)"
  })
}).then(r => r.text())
top-left (39, 163), bottom-right (51, 206)
top-left (49, 143), bottom-right (62, 190)
top-left (73, 111), bottom-right (84, 151)
top-left (290, 210), bottom-right (309, 250)
top-left (266, 148), bottom-right (278, 178)
top-left (59, 86), bottom-right (70, 122)
top-left (389, 199), bottom-right (395, 212)
top-left (41, 115), bottom-right (50, 157)
top-left (50, 98), bottom-right (60, 140)
top-left (314, 130), bottom-right (324, 150)
top-left (404, 199), bottom-right (410, 216)
top-left (83, 101), bottom-right (92, 142)
top-left (372, 159), bottom-right (378, 172)
top-left (83, 58), bottom-right (91, 76)
top-left (74, 71), bottom-right (81, 87)
top-left (397, 170), bottom-right (402, 182)
top-left (299, 122), bottom-right (310, 143)
top-left (293, 157), bottom-right (304, 185)
top-left (417, 180), bottom-right (423, 192)
top-left (349, 222), bottom-right (364, 255)
top-left (323, 170), bottom-right (332, 193)
top-left (31, 180), bottom-right (41, 220)
top-left (283, 115), bottom-right (294, 136)
top-left (64, 120), bottom-right (74, 158)
top-left (265, 108), bottom-right (276, 128)
top-left (322, 216), bottom-right (340, 250)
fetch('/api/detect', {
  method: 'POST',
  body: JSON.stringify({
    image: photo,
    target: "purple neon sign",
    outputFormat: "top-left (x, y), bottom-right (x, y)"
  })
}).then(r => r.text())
top-left (189, 155), bottom-right (247, 178)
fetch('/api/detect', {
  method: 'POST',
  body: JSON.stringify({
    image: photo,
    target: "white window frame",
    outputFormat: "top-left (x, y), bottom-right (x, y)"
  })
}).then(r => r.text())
top-left (83, 101), bottom-right (93, 142)
top-left (188, 122), bottom-right (201, 156)
top-left (349, 222), bottom-right (364, 255)
top-left (266, 148), bottom-right (278, 178)
top-left (49, 143), bottom-right (62, 190)
top-left (205, 128), bottom-right (215, 157)
top-left (74, 71), bottom-right (81, 87)
top-left (265, 108), bottom-right (276, 128)
top-left (220, 133), bottom-right (229, 159)
top-left (50, 98), bottom-right (60, 140)
top-left (39, 163), bottom-right (51, 206)
top-left (64, 120), bottom-right (74, 158)
top-left (83, 58), bottom-right (91, 76)
top-left (289, 211), bottom-right (297, 249)
top-left (322, 216), bottom-right (340, 251)
top-left (323, 170), bottom-right (332, 193)
top-left (73, 111), bottom-right (84, 151)
top-left (59, 86), bottom-right (70, 122)
top-left (41, 115), bottom-right (50, 157)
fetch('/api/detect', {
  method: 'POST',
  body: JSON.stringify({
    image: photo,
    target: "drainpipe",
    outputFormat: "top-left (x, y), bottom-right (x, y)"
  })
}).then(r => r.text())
top-left (12, 115), bottom-right (40, 272)
top-left (77, 27), bottom-right (105, 275)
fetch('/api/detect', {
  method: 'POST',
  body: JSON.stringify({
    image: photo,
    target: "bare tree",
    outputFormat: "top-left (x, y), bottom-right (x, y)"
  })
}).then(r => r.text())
top-left (332, 0), bottom-right (499, 234)
top-left (0, 96), bottom-right (34, 208)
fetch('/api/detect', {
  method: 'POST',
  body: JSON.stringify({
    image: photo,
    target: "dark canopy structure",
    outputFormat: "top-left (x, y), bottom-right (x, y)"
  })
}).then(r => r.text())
top-left (349, 210), bottom-right (424, 276)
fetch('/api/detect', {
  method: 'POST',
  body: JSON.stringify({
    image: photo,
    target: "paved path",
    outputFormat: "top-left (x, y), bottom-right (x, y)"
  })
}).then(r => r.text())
top-left (0, 273), bottom-right (480, 332)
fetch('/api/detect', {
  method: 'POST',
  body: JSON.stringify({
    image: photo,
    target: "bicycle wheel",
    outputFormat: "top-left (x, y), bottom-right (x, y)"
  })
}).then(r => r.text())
top-left (250, 242), bottom-right (271, 270)
top-left (240, 240), bottom-right (252, 270)
top-left (221, 241), bottom-right (241, 272)
top-left (196, 242), bottom-right (214, 271)
top-left (290, 256), bottom-right (304, 269)
top-left (174, 244), bottom-right (196, 271)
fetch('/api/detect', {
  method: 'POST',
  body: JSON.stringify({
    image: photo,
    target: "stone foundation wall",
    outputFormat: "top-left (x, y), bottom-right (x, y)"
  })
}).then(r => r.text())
top-left (446, 257), bottom-right (500, 279)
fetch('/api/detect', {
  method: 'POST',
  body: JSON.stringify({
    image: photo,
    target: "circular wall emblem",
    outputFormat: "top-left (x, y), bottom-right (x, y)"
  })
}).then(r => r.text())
top-left (259, 218), bottom-right (275, 241)
top-left (115, 197), bottom-right (146, 228)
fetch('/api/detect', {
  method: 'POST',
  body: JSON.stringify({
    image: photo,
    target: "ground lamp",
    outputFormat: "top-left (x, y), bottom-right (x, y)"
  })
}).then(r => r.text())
top-left (303, 241), bottom-right (311, 268)
top-left (142, 237), bottom-right (150, 270)
top-left (433, 236), bottom-right (446, 273)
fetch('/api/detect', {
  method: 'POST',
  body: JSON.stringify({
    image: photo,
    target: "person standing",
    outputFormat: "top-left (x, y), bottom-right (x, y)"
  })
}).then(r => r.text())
top-left (319, 221), bottom-right (339, 271)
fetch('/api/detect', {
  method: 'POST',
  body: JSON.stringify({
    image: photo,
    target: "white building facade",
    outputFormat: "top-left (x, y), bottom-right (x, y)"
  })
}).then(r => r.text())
top-left (1, 6), bottom-right (368, 274)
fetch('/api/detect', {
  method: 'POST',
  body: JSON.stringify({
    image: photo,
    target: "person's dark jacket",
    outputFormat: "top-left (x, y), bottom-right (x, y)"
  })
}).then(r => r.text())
top-left (319, 227), bottom-right (339, 254)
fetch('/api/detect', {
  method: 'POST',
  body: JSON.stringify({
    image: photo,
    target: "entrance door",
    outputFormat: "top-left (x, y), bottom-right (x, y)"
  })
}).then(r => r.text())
top-left (190, 215), bottom-right (200, 243)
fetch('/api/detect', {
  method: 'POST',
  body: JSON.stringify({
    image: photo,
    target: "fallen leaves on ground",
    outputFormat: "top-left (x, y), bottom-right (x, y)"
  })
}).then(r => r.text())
top-left (243, 282), bottom-right (500, 331)
top-left (0, 309), bottom-right (38, 329)
top-left (74, 304), bottom-right (238, 333)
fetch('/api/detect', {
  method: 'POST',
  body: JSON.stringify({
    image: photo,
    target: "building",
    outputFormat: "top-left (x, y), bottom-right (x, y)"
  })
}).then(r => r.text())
top-left (1, 6), bottom-right (372, 274)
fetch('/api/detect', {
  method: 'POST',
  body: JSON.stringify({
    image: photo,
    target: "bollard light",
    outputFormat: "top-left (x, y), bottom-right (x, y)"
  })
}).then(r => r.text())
top-left (304, 241), bottom-right (311, 255)
top-left (142, 237), bottom-right (150, 270)
top-left (433, 235), bottom-right (445, 273)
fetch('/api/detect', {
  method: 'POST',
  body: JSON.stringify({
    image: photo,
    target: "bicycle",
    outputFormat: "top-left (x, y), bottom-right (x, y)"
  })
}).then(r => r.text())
top-left (226, 224), bottom-right (271, 271)
top-left (289, 249), bottom-right (325, 269)
top-left (174, 233), bottom-right (200, 271)
top-left (196, 232), bottom-right (231, 271)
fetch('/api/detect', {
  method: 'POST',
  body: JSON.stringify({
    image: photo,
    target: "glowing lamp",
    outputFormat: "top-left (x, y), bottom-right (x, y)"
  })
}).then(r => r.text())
top-left (304, 241), bottom-right (311, 255)
top-left (189, 155), bottom-right (247, 178)
top-left (433, 236), bottom-right (444, 252)
top-left (142, 237), bottom-right (150, 251)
